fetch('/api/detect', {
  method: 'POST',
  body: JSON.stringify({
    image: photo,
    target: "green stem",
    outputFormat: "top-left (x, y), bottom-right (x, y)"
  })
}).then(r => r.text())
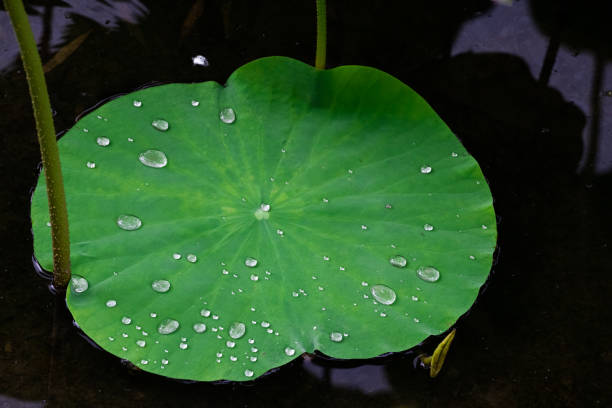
top-left (4, 0), bottom-right (71, 288)
top-left (315, 0), bottom-right (327, 69)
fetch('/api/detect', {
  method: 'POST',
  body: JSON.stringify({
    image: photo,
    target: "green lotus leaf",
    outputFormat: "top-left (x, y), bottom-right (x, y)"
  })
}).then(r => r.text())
top-left (31, 56), bottom-right (496, 381)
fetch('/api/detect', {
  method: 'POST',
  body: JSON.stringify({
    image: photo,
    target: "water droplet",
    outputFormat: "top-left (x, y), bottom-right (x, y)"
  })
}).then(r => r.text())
top-left (200, 309), bottom-right (211, 317)
top-left (158, 318), bottom-right (180, 334)
top-left (370, 284), bottom-right (397, 305)
top-left (276, 229), bottom-right (284, 236)
top-left (413, 318), bottom-right (420, 323)
top-left (420, 166), bottom-right (432, 174)
top-left (250, 356), bottom-right (258, 362)
top-left (469, 255), bottom-right (476, 260)
top-left (323, 255), bottom-right (330, 261)
top-left (96, 136), bottom-right (110, 147)
top-left (229, 355), bottom-right (237, 362)
top-left (108, 336), bottom-right (115, 341)
top-left (150, 312), bottom-right (157, 318)
top-left (191, 100), bottom-right (200, 107)
top-left (192, 55), bottom-right (209, 66)
top-left (229, 322), bottom-right (246, 339)
top-left (245, 257), bottom-right (258, 268)
top-left (193, 323), bottom-right (207, 333)
top-left (322, 198), bottom-right (329, 203)
top-left (361, 281), bottom-right (368, 286)
top-left (244, 369), bottom-right (254, 378)
top-left (481, 224), bottom-right (488, 230)
top-left (385, 203), bottom-right (392, 209)
top-left (380, 312), bottom-right (387, 317)
top-left (151, 119), bottom-right (169, 131)
top-left (105, 299), bottom-right (117, 308)
top-left (70, 275), bottom-right (88, 293)
top-left (451, 152), bottom-right (458, 157)
top-left (261, 321), bottom-right (270, 328)
top-left (133, 100), bottom-right (142, 107)
top-left (226, 340), bottom-right (236, 348)
top-left (212, 315), bottom-right (219, 320)
top-left (248, 339), bottom-right (255, 344)
top-left (389, 255), bottom-right (407, 268)
top-left (161, 359), bottom-right (169, 365)
top-left (285, 347), bottom-right (296, 356)
top-left (361, 225), bottom-right (368, 230)
top-left (330, 332), bottom-right (343, 342)
top-left (121, 316), bottom-right (132, 325)
top-left (136, 340), bottom-right (146, 348)
top-left (260, 203), bottom-right (271, 212)
top-left (250, 274), bottom-right (259, 281)
top-left (127, 137), bottom-right (134, 142)
top-left (172, 253), bottom-right (181, 260)
top-left (179, 342), bottom-right (188, 350)
top-left (83, 128), bottom-right (89, 133)
top-left (138, 149), bottom-right (168, 168)
top-left (412, 295), bottom-right (419, 301)
top-left (86, 161), bottom-right (96, 169)
top-left (117, 214), bottom-right (142, 231)
top-left (219, 107), bottom-right (236, 124)
top-left (424, 224), bottom-right (434, 231)
top-left (141, 360), bottom-right (149, 365)
top-left (416, 266), bottom-right (441, 282)
top-left (151, 279), bottom-right (171, 293)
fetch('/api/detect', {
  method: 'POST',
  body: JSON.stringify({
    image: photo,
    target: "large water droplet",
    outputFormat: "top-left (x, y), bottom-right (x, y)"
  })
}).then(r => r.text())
top-left (158, 318), bottom-right (180, 334)
top-left (245, 257), bottom-right (258, 268)
top-left (370, 284), bottom-right (397, 305)
top-left (151, 119), bottom-right (169, 131)
top-left (151, 279), bottom-right (171, 293)
top-left (284, 347), bottom-right (296, 356)
top-left (70, 275), bottom-right (88, 293)
top-left (389, 255), bottom-right (407, 268)
top-left (117, 214), bottom-right (142, 231)
top-left (193, 323), bottom-right (207, 333)
top-left (186, 254), bottom-right (197, 263)
top-left (416, 266), bottom-right (440, 282)
top-left (96, 136), bottom-right (110, 147)
top-left (229, 322), bottom-right (246, 339)
top-left (219, 107), bottom-right (236, 124)
top-left (105, 299), bottom-right (117, 308)
top-left (138, 149), bottom-right (168, 168)
top-left (330, 332), bottom-right (343, 342)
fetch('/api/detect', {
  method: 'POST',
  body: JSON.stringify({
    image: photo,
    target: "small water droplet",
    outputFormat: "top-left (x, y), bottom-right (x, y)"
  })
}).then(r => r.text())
top-left (83, 128), bottom-right (89, 133)
top-left (250, 356), bottom-right (257, 362)
top-left (250, 274), bottom-right (259, 281)
top-left (420, 166), bottom-right (432, 174)
top-left (229, 355), bottom-right (237, 362)
top-left (192, 55), bottom-right (209, 66)
top-left (285, 347), bottom-right (296, 356)
top-left (322, 198), bottom-right (329, 203)
top-left (229, 322), bottom-right (246, 339)
top-left (187, 254), bottom-right (197, 263)
top-left (105, 299), bottom-right (117, 308)
top-left (451, 152), bottom-right (458, 157)
top-left (138, 149), bottom-right (168, 168)
top-left (323, 255), bottom-right (330, 261)
top-left (136, 340), bottom-right (146, 348)
top-left (385, 203), bottom-right (392, 209)
top-left (469, 255), bottom-right (476, 260)
top-left (219, 107), bottom-right (236, 124)
top-left (248, 339), bottom-right (255, 344)
top-left (96, 136), bottom-right (110, 147)
top-left (413, 318), bottom-right (420, 323)
top-left (330, 332), bottom-right (343, 342)
top-left (179, 342), bottom-right (188, 350)
top-left (108, 336), bottom-right (115, 341)
top-left (348, 169), bottom-right (353, 174)
top-left (244, 369), bottom-right (254, 378)
top-left (172, 253), bottom-right (181, 260)
top-left (380, 312), bottom-right (387, 317)
top-left (261, 321), bottom-right (270, 328)
top-left (151, 119), bottom-right (169, 131)
top-left (245, 257), bottom-right (258, 268)
top-left (151, 279), bottom-right (171, 293)
top-left (389, 255), bottom-right (407, 268)
top-left (86, 161), bottom-right (96, 169)
top-left (412, 296), bottom-right (419, 301)
top-left (481, 224), bottom-right (488, 230)
top-left (371, 284), bottom-right (397, 305)
top-left (212, 315), bottom-right (219, 320)
top-left (70, 275), bottom-right (88, 293)
top-left (361, 224), bottom-right (368, 230)
top-left (424, 224), bottom-right (434, 231)
top-left (200, 309), bottom-right (211, 317)
top-left (191, 100), bottom-right (200, 107)
top-left (127, 137), bottom-right (134, 142)
top-left (276, 229), bottom-right (284, 236)
top-left (416, 266), bottom-right (441, 282)
top-left (121, 316), bottom-right (132, 325)
top-left (158, 318), bottom-right (180, 334)
top-left (361, 281), bottom-right (368, 286)
top-left (226, 340), bottom-right (236, 348)
top-left (150, 312), bottom-right (157, 318)
top-left (133, 100), bottom-right (142, 107)
top-left (117, 214), bottom-right (142, 231)
top-left (161, 359), bottom-right (169, 365)
top-left (193, 323), bottom-right (207, 333)
top-left (141, 359), bottom-right (149, 365)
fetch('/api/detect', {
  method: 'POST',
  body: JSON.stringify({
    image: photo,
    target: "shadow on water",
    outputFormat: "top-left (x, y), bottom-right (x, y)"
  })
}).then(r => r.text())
top-left (1, 0), bottom-right (611, 406)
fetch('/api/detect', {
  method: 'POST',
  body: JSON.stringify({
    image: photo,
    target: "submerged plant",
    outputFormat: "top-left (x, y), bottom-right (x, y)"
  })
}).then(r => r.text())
top-left (12, 0), bottom-right (496, 382)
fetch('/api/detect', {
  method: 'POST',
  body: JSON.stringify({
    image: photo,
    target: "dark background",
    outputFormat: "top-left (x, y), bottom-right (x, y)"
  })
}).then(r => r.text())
top-left (1, 0), bottom-right (611, 406)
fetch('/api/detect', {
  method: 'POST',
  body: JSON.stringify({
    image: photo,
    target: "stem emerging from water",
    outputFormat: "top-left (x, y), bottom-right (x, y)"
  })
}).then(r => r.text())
top-left (315, 0), bottom-right (327, 69)
top-left (4, 0), bottom-right (71, 288)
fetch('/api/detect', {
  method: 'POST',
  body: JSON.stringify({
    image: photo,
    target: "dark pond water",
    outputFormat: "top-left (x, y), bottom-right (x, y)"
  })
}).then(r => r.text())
top-left (1, 0), bottom-right (612, 406)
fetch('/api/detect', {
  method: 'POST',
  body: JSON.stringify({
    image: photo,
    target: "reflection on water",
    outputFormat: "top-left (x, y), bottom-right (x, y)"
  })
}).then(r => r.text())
top-left (0, 395), bottom-right (44, 408)
top-left (0, 0), bottom-right (148, 72)
top-left (303, 358), bottom-right (392, 395)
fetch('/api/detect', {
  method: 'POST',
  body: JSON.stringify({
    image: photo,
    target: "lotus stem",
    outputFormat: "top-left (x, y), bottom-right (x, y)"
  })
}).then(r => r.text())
top-left (315, 0), bottom-right (327, 69)
top-left (4, 0), bottom-right (71, 288)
